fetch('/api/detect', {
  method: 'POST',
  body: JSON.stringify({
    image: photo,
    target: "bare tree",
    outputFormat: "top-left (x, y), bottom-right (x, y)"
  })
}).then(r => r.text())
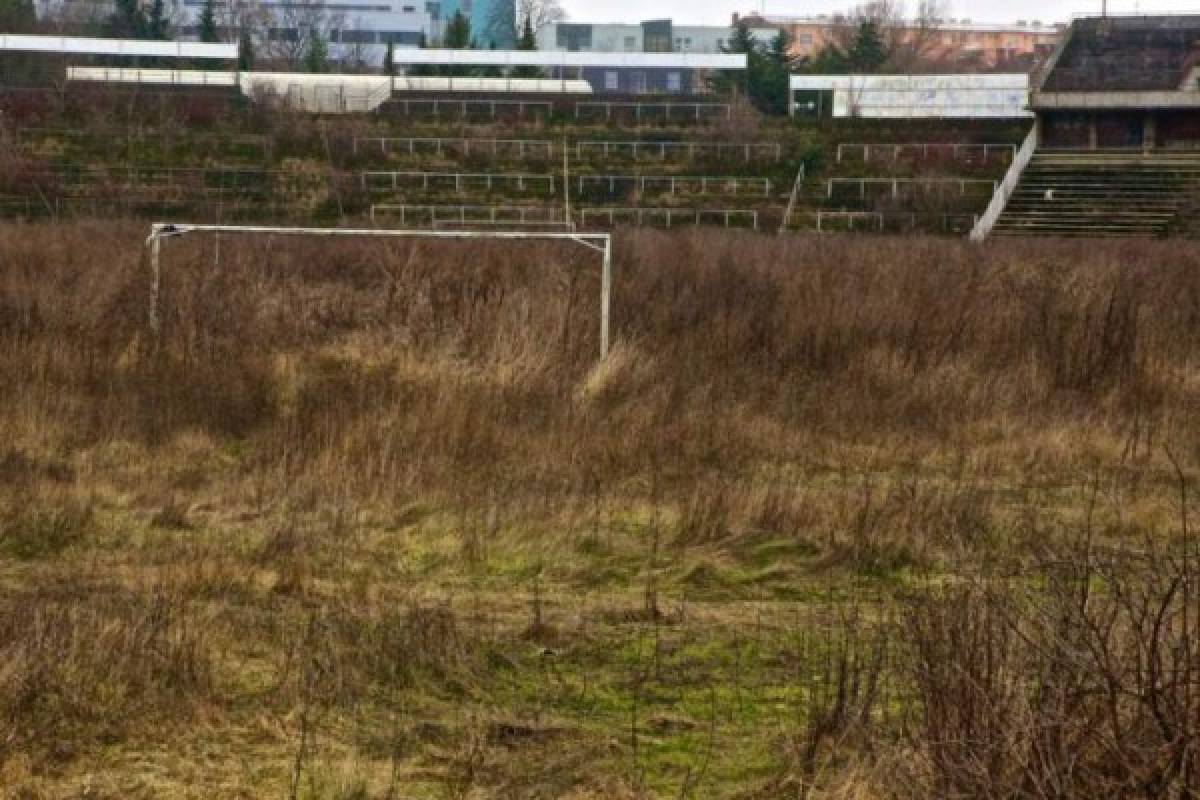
top-left (256, 0), bottom-right (343, 70)
top-left (517, 0), bottom-right (565, 31)
top-left (819, 0), bottom-right (950, 73)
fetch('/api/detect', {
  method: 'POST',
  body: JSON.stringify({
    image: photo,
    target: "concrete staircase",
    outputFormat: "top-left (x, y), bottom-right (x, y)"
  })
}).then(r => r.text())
top-left (991, 150), bottom-right (1200, 238)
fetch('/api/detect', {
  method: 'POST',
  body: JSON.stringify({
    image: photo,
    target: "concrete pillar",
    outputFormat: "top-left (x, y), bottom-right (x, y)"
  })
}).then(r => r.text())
top-left (1088, 117), bottom-right (1099, 150)
top-left (1143, 113), bottom-right (1158, 153)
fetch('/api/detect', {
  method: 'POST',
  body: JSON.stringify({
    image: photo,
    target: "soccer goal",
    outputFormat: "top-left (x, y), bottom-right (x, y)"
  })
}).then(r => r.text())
top-left (144, 223), bottom-right (614, 359)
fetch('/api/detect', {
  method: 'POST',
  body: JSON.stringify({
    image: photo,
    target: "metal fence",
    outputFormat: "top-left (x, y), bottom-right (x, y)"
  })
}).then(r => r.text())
top-left (576, 174), bottom-right (773, 197)
top-left (825, 177), bottom-right (998, 200)
top-left (835, 142), bottom-right (1018, 164)
top-left (353, 137), bottom-right (557, 159)
top-left (369, 204), bottom-right (570, 227)
top-left (574, 101), bottom-right (732, 123)
top-left (360, 171), bottom-right (558, 195)
top-left (578, 207), bottom-right (760, 230)
top-left (383, 98), bottom-right (553, 119)
top-left (803, 210), bottom-right (980, 234)
top-left (575, 140), bottom-right (783, 163)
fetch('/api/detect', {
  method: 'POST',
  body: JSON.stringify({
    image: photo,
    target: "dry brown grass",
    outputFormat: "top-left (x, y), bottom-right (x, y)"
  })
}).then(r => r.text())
top-left (2, 222), bottom-right (1200, 797)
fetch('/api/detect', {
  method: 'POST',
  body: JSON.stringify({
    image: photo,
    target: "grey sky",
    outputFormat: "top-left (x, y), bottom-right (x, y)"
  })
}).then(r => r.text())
top-left (559, 0), bottom-right (1182, 26)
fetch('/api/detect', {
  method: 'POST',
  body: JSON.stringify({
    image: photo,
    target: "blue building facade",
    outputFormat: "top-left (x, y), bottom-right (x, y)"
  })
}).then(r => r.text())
top-left (432, 0), bottom-right (516, 49)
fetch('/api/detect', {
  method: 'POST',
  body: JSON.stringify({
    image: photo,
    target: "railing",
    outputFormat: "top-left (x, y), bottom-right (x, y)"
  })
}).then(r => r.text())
top-left (12, 164), bottom-right (277, 192)
top-left (365, 80), bottom-right (394, 112)
top-left (575, 102), bottom-right (732, 122)
top-left (971, 124), bottom-right (1040, 242)
top-left (384, 98), bottom-right (553, 119)
top-left (352, 136), bottom-right (784, 164)
top-left (578, 207), bottom-right (759, 230)
top-left (360, 171), bottom-right (557, 195)
top-left (807, 210), bottom-right (980, 234)
top-left (14, 127), bottom-right (271, 159)
top-left (826, 177), bottom-right (998, 200)
top-left (836, 142), bottom-right (1018, 164)
top-left (779, 162), bottom-right (807, 234)
top-left (575, 140), bottom-right (783, 162)
top-left (353, 137), bottom-right (557, 159)
top-left (370, 204), bottom-right (569, 227)
top-left (576, 175), bottom-right (772, 197)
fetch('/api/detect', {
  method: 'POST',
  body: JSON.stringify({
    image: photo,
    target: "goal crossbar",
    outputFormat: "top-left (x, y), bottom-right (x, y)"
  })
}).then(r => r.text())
top-left (145, 223), bottom-right (613, 359)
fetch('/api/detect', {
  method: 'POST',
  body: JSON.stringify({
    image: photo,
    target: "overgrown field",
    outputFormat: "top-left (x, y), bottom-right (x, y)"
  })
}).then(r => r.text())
top-left (4, 223), bottom-right (1200, 798)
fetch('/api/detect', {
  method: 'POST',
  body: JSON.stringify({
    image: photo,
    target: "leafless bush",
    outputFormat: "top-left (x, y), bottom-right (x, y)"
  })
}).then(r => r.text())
top-left (0, 586), bottom-right (213, 761)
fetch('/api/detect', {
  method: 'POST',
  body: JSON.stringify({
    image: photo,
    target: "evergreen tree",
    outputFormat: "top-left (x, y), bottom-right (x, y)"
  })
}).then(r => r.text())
top-left (518, 15), bottom-right (537, 49)
top-left (107, 0), bottom-right (147, 39)
top-left (512, 16), bottom-right (542, 79)
top-left (409, 32), bottom-right (434, 76)
top-left (713, 22), bottom-right (793, 116)
top-left (237, 27), bottom-right (256, 71)
top-left (198, 0), bottom-right (219, 43)
top-left (383, 40), bottom-right (396, 76)
top-left (0, 0), bottom-right (39, 85)
top-left (443, 11), bottom-right (471, 49)
top-left (146, 0), bottom-right (170, 39)
top-left (304, 29), bottom-right (330, 73)
top-left (847, 21), bottom-right (888, 72)
top-left (0, 0), bottom-right (36, 33)
top-left (758, 29), bottom-right (793, 116)
top-left (441, 12), bottom-right (473, 76)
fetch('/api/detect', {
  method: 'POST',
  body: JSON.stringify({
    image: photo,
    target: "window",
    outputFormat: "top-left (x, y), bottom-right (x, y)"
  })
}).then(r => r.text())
top-left (382, 30), bottom-right (424, 45)
top-left (624, 35), bottom-right (636, 51)
top-left (667, 71), bottom-right (682, 92)
top-left (796, 33), bottom-right (814, 45)
top-left (604, 70), bottom-right (619, 91)
top-left (630, 71), bottom-right (647, 93)
top-left (340, 30), bottom-right (376, 44)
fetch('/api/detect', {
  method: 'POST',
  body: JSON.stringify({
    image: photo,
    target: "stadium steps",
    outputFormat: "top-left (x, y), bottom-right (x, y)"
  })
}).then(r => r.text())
top-left (992, 150), bottom-right (1200, 238)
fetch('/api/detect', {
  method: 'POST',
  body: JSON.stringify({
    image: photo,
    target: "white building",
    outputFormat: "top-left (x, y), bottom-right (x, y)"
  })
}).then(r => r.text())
top-left (537, 18), bottom-right (777, 55)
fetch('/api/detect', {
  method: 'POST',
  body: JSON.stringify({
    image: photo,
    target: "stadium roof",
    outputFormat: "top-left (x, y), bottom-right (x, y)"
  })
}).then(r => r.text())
top-left (0, 34), bottom-right (236, 60)
top-left (390, 50), bottom-right (746, 70)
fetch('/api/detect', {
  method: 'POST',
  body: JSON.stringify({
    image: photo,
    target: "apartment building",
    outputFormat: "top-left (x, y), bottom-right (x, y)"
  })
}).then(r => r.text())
top-left (738, 13), bottom-right (1064, 71)
top-left (536, 18), bottom-right (777, 56)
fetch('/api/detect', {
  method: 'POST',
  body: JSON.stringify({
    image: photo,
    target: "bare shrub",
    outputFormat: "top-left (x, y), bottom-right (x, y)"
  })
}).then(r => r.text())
top-left (0, 587), bottom-right (213, 759)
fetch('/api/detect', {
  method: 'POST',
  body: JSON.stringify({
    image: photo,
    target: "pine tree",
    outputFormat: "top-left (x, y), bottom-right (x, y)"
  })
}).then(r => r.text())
top-left (444, 11), bottom-right (471, 49)
top-left (512, 16), bottom-right (542, 79)
top-left (441, 11), bottom-right (473, 76)
top-left (0, 0), bottom-right (39, 84)
top-left (712, 21), bottom-right (758, 98)
top-left (759, 30), bottom-right (793, 115)
top-left (383, 40), bottom-right (396, 76)
top-left (146, 0), bottom-right (170, 39)
top-left (107, 0), bottom-right (147, 39)
top-left (198, 0), bottom-right (219, 43)
top-left (848, 21), bottom-right (888, 72)
top-left (304, 30), bottom-right (330, 73)
top-left (237, 28), bottom-right (256, 71)
top-left (518, 16), bottom-right (537, 50)
top-left (0, 0), bottom-right (36, 33)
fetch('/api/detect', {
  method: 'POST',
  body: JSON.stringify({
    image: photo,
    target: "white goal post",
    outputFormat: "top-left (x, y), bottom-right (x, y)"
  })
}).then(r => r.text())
top-left (144, 223), bottom-right (613, 359)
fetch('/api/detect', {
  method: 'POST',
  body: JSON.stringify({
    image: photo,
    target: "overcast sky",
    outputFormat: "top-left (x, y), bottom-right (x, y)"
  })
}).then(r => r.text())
top-left (558, 0), bottom-right (1186, 26)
